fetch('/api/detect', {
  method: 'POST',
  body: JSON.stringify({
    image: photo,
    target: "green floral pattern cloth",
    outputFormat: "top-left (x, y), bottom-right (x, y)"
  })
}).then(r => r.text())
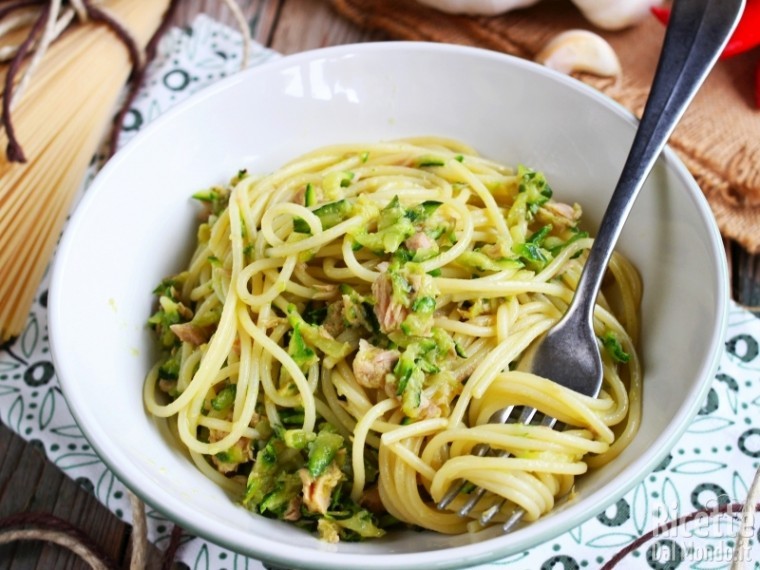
top-left (1, 14), bottom-right (759, 570)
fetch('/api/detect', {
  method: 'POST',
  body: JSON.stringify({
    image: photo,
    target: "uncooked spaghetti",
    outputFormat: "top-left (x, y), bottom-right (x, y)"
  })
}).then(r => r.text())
top-left (0, 0), bottom-right (171, 341)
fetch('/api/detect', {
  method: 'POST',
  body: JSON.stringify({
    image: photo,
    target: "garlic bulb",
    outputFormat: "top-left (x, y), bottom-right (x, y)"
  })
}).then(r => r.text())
top-left (571, 0), bottom-right (661, 30)
top-left (413, 0), bottom-right (541, 16)
top-left (414, 0), bottom-right (659, 29)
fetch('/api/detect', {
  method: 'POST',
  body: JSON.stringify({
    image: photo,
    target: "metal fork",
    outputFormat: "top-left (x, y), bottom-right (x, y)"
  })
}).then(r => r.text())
top-left (437, 0), bottom-right (745, 530)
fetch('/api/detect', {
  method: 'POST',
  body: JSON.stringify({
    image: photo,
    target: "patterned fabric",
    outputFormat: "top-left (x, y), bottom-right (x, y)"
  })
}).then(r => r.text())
top-left (1, 14), bottom-right (758, 570)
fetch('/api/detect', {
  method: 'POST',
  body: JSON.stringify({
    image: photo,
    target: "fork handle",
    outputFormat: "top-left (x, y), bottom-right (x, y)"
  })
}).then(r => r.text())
top-left (569, 0), bottom-right (744, 323)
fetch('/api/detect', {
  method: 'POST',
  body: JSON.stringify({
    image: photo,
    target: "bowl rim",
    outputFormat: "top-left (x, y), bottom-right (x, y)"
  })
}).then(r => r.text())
top-left (48, 40), bottom-right (729, 569)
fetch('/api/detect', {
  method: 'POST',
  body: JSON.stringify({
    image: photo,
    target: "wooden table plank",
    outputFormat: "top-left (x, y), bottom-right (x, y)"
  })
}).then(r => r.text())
top-left (171, 0), bottom-right (281, 45)
top-left (730, 241), bottom-right (760, 316)
top-left (0, 421), bottom-right (169, 570)
top-left (271, 0), bottom-right (386, 53)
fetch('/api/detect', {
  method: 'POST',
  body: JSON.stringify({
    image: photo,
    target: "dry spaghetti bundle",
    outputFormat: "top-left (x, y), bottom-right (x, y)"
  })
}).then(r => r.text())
top-left (0, 0), bottom-right (172, 340)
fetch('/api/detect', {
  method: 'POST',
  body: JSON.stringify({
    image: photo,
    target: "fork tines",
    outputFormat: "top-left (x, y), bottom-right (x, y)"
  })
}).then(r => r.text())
top-left (437, 405), bottom-right (559, 530)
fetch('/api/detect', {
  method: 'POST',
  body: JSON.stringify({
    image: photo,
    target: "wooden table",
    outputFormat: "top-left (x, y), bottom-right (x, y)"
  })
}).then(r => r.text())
top-left (0, 1), bottom-right (758, 568)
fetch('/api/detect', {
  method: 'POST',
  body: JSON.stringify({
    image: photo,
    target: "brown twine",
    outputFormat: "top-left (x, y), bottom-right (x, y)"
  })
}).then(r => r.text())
top-left (0, 511), bottom-right (120, 569)
top-left (128, 491), bottom-right (147, 570)
top-left (0, 1), bottom-right (127, 162)
top-left (221, 0), bottom-right (251, 68)
top-left (80, 0), bottom-right (142, 70)
top-left (161, 524), bottom-right (184, 570)
top-left (601, 461), bottom-right (760, 568)
top-left (1, 0), bottom-right (50, 162)
top-left (600, 502), bottom-right (760, 569)
top-left (0, 529), bottom-right (112, 570)
top-left (731, 462), bottom-right (760, 569)
top-left (0, 508), bottom-right (183, 568)
top-left (0, 0), bottom-right (144, 163)
top-left (1, 0), bottom-right (246, 159)
top-left (104, 0), bottom-right (181, 157)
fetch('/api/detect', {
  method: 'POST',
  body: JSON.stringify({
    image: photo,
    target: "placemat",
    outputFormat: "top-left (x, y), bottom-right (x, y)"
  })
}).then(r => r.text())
top-left (1, 14), bottom-right (759, 570)
top-left (327, 0), bottom-right (760, 256)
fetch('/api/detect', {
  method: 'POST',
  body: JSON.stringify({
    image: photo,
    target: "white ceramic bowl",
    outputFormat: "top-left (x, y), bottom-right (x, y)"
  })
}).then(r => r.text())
top-left (49, 42), bottom-right (728, 569)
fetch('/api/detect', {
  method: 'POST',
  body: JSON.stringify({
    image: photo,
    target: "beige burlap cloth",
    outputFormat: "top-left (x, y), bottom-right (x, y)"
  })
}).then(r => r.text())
top-left (328, 0), bottom-right (760, 253)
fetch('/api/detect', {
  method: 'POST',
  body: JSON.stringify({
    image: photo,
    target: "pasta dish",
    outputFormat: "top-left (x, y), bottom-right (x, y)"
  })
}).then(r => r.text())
top-left (144, 138), bottom-right (642, 541)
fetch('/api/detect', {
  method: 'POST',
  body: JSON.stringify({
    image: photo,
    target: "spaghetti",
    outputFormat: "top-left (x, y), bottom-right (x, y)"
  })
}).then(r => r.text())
top-left (144, 138), bottom-right (642, 541)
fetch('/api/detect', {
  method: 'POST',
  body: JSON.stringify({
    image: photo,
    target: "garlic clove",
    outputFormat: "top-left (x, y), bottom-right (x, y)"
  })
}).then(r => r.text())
top-left (413, 0), bottom-right (542, 16)
top-left (535, 29), bottom-right (622, 78)
top-left (570, 0), bottom-right (661, 31)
